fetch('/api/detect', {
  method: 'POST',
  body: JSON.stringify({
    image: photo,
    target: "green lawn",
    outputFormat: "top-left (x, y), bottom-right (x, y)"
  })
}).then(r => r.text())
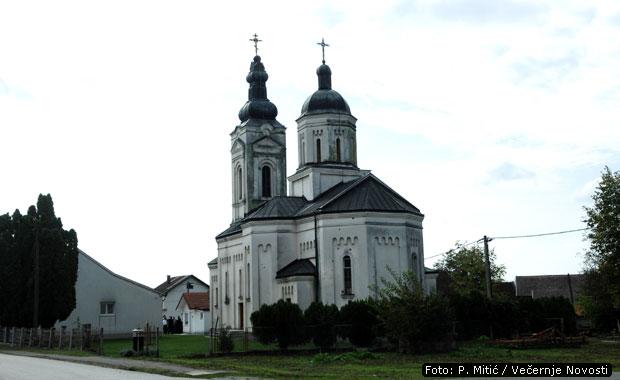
top-left (99, 335), bottom-right (620, 379)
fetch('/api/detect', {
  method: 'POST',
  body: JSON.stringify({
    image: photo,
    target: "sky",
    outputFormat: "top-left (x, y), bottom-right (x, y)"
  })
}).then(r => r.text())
top-left (1, 0), bottom-right (619, 288)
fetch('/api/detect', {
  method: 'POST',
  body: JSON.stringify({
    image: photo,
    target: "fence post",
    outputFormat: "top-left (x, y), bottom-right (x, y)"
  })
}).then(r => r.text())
top-left (58, 327), bottom-right (63, 350)
top-left (29, 328), bottom-right (33, 347)
top-left (11, 327), bottom-right (15, 347)
top-left (38, 328), bottom-right (42, 348)
top-left (68, 329), bottom-right (73, 350)
top-left (97, 327), bottom-right (103, 355)
top-left (80, 328), bottom-right (84, 351)
top-left (155, 327), bottom-right (159, 358)
top-left (19, 327), bottom-right (24, 348)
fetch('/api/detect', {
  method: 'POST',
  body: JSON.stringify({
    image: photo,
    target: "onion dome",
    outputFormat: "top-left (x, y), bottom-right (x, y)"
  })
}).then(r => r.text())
top-left (300, 63), bottom-right (351, 116)
top-left (238, 56), bottom-right (278, 122)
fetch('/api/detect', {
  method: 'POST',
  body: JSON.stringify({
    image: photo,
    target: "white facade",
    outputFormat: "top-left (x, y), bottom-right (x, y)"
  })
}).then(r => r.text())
top-left (159, 276), bottom-right (209, 318)
top-left (209, 55), bottom-right (425, 330)
top-left (211, 209), bottom-right (424, 330)
top-left (176, 297), bottom-right (211, 334)
top-left (56, 250), bottom-right (161, 336)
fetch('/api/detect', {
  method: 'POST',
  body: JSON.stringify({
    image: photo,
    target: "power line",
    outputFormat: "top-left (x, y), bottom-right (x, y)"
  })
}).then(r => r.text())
top-left (490, 227), bottom-right (588, 240)
top-left (423, 227), bottom-right (589, 261)
top-left (424, 239), bottom-right (482, 261)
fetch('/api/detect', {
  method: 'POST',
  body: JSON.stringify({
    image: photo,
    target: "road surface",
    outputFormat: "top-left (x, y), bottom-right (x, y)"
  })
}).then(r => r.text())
top-left (0, 353), bottom-right (203, 380)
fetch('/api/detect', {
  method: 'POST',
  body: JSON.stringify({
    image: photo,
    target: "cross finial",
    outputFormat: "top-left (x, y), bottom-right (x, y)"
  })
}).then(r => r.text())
top-left (317, 37), bottom-right (329, 64)
top-left (249, 33), bottom-right (262, 56)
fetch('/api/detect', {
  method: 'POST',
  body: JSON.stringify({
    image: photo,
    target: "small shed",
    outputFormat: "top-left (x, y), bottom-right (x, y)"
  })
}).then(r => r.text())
top-left (176, 292), bottom-right (210, 334)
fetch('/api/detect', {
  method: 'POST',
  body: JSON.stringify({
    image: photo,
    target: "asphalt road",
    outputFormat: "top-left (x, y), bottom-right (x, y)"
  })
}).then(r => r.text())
top-left (0, 353), bottom-right (198, 380)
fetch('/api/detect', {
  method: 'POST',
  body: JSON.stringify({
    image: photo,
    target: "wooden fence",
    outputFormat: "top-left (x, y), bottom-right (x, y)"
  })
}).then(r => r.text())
top-left (0, 325), bottom-right (104, 354)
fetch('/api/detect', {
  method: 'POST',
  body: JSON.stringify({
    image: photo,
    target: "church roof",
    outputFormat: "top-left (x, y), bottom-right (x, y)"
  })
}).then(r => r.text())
top-left (296, 174), bottom-right (421, 216)
top-left (276, 259), bottom-right (316, 279)
top-left (245, 196), bottom-right (307, 219)
top-left (216, 173), bottom-right (422, 239)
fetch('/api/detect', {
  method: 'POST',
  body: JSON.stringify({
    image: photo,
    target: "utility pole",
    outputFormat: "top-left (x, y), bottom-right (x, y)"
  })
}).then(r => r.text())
top-left (33, 226), bottom-right (40, 328)
top-left (483, 235), bottom-right (492, 299)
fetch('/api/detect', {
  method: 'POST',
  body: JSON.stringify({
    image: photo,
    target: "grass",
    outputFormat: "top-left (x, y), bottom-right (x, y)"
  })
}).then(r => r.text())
top-left (97, 335), bottom-right (620, 379)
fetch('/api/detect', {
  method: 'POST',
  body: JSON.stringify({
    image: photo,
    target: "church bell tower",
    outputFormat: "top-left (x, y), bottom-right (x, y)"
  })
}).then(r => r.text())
top-left (230, 41), bottom-right (287, 221)
top-left (288, 38), bottom-right (364, 200)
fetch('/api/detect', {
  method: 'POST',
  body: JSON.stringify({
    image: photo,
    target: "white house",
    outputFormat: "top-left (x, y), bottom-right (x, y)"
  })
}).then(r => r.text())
top-left (55, 250), bottom-right (161, 336)
top-left (154, 275), bottom-right (209, 318)
top-left (176, 292), bottom-right (210, 334)
top-left (209, 53), bottom-right (425, 330)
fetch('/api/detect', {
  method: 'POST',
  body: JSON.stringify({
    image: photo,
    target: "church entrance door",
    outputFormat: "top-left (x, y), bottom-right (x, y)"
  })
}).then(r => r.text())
top-left (238, 303), bottom-right (244, 329)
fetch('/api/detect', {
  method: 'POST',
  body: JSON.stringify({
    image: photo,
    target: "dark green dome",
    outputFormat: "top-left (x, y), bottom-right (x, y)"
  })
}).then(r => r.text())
top-left (300, 64), bottom-right (351, 116)
top-left (239, 56), bottom-right (278, 122)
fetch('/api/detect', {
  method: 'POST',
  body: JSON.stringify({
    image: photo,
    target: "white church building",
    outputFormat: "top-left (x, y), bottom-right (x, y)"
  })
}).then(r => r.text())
top-left (209, 50), bottom-right (425, 330)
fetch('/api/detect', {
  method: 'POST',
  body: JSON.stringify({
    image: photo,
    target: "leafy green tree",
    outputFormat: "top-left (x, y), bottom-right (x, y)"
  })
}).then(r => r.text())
top-left (304, 302), bottom-right (339, 350)
top-left (250, 300), bottom-right (308, 350)
top-left (339, 300), bottom-right (379, 347)
top-left (434, 242), bottom-right (505, 296)
top-left (0, 194), bottom-right (78, 327)
top-left (583, 166), bottom-right (620, 328)
top-left (374, 270), bottom-right (452, 352)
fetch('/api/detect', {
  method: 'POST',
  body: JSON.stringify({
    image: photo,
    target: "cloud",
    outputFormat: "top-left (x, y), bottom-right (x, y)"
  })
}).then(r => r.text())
top-left (393, 0), bottom-right (547, 24)
top-left (496, 135), bottom-right (544, 149)
top-left (488, 162), bottom-right (536, 182)
top-left (511, 50), bottom-right (582, 88)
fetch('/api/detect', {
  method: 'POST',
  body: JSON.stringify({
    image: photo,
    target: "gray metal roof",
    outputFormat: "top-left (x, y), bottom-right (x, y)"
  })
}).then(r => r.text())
top-left (515, 274), bottom-right (585, 300)
top-left (216, 173), bottom-right (422, 240)
top-left (245, 196), bottom-right (307, 219)
top-left (153, 274), bottom-right (209, 296)
top-left (276, 259), bottom-right (316, 279)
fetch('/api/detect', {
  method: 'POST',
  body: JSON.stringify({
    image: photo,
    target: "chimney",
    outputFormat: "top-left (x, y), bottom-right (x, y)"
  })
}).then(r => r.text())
top-left (167, 275), bottom-right (171, 284)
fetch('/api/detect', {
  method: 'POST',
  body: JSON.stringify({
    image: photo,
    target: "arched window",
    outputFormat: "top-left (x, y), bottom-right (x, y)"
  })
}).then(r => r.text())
top-left (261, 166), bottom-right (272, 198)
top-left (336, 138), bottom-right (341, 162)
top-left (301, 141), bottom-right (306, 164)
top-left (239, 269), bottom-right (243, 297)
top-left (225, 271), bottom-right (229, 299)
top-left (237, 167), bottom-right (243, 200)
top-left (246, 263), bottom-right (250, 298)
top-left (316, 139), bottom-right (321, 163)
top-left (343, 256), bottom-right (352, 295)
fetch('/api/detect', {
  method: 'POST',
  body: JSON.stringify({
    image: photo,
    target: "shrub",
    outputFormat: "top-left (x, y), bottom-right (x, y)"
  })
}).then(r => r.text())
top-left (375, 270), bottom-right (453, 352)
top-left (250, 299), bottom-right (308, 350)
top-left (250, 303), bottom-right (276, 346)
top-left (304, 302), bottom-right (339, 350)
top-left (219, 327), bottom-right (234, 353)
top-left (339, 300), bottom-right (379, 347)
top-left (538, 296), bottom-right (577, 335)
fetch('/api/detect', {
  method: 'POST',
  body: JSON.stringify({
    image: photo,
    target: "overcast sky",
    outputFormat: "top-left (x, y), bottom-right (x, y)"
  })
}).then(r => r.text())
top-left (1, 0), bottom-right (619, 288)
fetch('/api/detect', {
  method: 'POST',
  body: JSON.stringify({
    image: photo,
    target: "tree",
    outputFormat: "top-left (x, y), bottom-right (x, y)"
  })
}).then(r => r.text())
top-left (583, 166), bottom-right (620, 313)
top-left (304, 302), bottom-right (339, 350)
top-left (339, 300), bottom-right (379, 347)
top-left (0, 194), bottom-right (78, 327)
top-left (250, 300), bottom-right (308, 350)
top-left (374, 270), bottom-right (452, 352)
top-left (434, 242), bottom-right (505, 296)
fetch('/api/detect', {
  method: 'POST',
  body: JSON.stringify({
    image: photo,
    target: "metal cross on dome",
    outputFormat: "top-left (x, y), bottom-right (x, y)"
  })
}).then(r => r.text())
top-left (249, 33), bottom-right (262, 56)
top-left (317, 37), bottom-right (329, 64)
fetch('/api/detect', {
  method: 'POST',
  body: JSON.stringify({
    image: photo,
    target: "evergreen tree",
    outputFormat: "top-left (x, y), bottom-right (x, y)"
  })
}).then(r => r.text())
top-left (0, 194), bottom-right (78, 327)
